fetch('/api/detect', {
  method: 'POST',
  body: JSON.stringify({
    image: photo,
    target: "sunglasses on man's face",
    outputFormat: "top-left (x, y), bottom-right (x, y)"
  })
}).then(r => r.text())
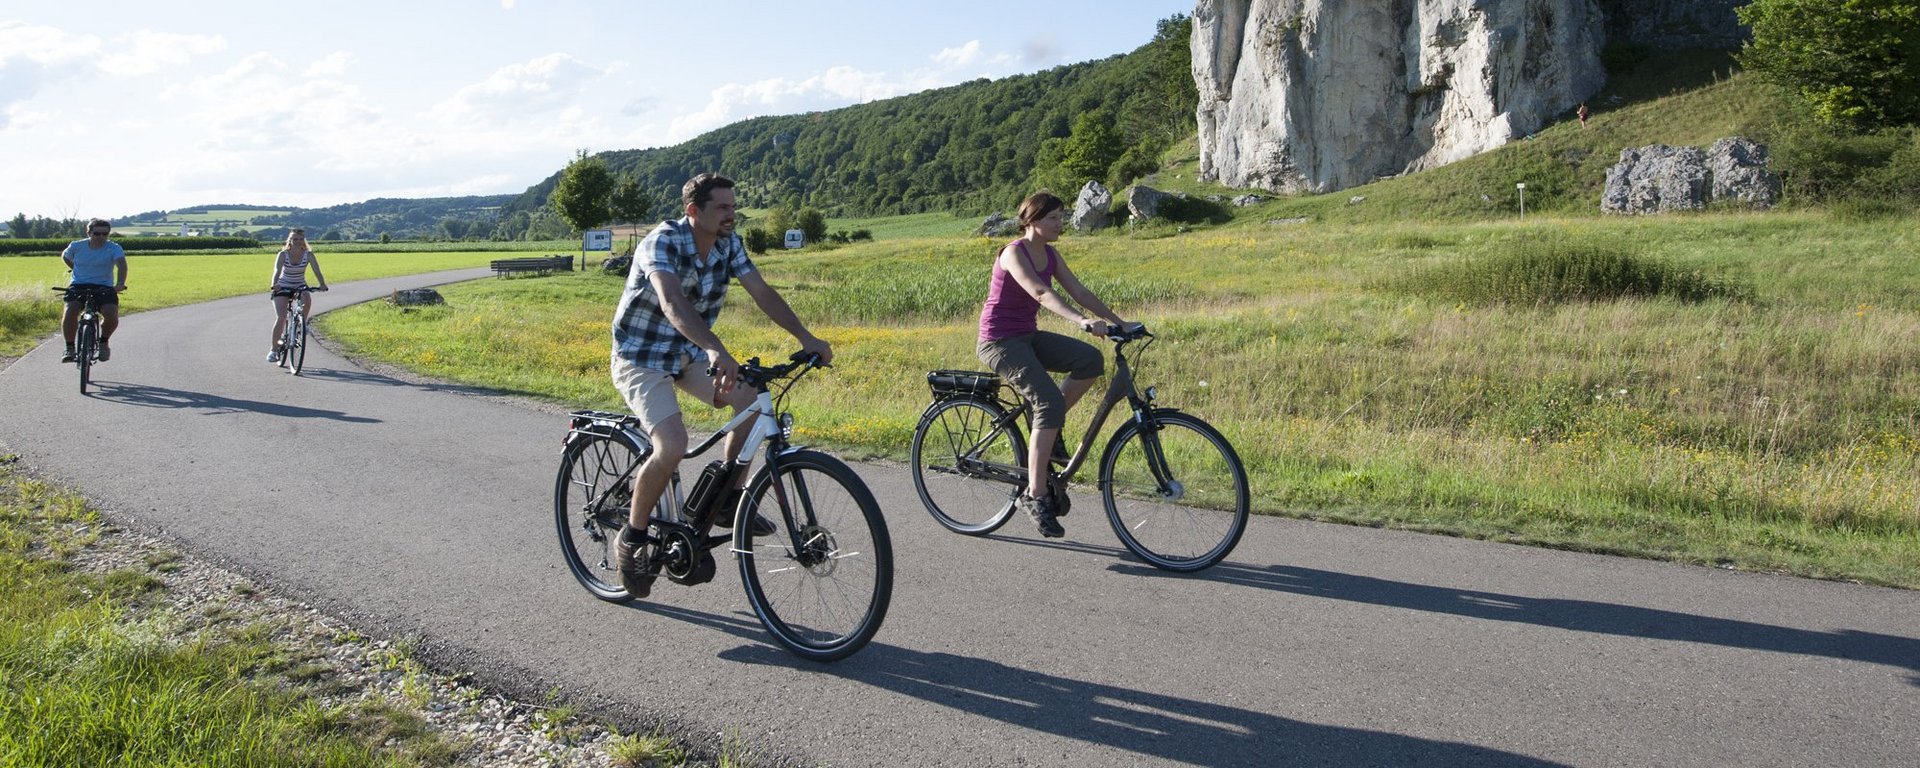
top-left (90, 230), bottom-right (110, 236)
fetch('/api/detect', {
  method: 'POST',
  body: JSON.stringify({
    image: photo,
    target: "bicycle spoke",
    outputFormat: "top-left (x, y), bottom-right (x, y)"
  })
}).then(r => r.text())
top-left (910, 399), bottom-right (1023, 535)
top-left (1102, 413), bottom-right (1249, 572)
top-left (739, 453), bottom-right (891, 661)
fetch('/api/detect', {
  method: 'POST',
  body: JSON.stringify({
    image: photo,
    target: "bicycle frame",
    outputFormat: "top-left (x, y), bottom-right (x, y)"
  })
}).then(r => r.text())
top-left (565, 363), bottom-right (815, 555)
top-left (948, 333), bottom-right (1180, 493)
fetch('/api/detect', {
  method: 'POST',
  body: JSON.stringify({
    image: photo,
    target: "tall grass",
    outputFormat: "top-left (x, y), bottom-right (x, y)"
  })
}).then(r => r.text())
top-left (1386, 235), bottom-right (1754, 306)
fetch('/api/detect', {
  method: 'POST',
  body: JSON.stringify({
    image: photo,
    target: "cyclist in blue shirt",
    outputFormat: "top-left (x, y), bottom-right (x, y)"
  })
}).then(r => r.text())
top-left (60, 218), bottom-right (128, 362)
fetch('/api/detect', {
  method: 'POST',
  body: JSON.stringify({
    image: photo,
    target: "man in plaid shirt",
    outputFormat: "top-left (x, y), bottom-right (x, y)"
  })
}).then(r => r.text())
top-left (609, 172), bottom-right (833, 598)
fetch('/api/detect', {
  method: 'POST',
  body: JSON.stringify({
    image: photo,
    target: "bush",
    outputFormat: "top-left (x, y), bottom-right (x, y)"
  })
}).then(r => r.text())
top-left (0, 236), bottom-right (260, 256)
top-left (1390, 237), bottom-right (1753, 306)
top-left (1153, 195), bottom-right (1231, 225)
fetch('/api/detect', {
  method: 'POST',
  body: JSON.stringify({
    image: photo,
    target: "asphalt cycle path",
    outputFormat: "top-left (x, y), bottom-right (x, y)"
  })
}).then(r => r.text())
top-left (3, 269), bottom-right (1917, 767)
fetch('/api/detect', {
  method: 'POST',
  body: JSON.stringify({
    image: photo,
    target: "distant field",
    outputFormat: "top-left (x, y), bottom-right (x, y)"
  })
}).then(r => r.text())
top-left (0, 249), bottom-right (518, 356)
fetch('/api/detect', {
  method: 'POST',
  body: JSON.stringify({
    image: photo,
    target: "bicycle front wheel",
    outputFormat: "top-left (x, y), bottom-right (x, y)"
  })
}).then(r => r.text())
top-left (76, 319), bottom-right (96, 394)
top-left (554, 430), bottom-right (644, 603)
top-left (909, 398), bottom-right (1025, 535)
top-left (289, 315), bottom-right (309, 374)
top-left (737, 450), bottom-right (892, 662)
top-left (1099, 410), bottom-right (1249, 572)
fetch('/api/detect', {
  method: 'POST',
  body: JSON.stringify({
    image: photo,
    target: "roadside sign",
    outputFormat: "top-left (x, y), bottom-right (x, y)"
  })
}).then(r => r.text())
top-left (784, 229), bottom-right (804, 249)
top-left (583, 229), bottom-right (614, 251)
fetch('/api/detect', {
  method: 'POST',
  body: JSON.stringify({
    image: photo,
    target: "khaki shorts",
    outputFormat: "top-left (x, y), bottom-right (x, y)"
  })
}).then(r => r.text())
top-left (977, 331), bottom-right (1102, 430)
top-left (612, 353), bottom-right (692, 435)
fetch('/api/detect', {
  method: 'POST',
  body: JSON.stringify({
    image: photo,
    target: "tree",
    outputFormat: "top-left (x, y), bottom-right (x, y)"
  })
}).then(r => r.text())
top-left (794, 207), bottom-right (827, 246)
top-left (1738, 0), bottom-right (1920, 129)
top-left (743, 226), bottom-right (774, 254)
top-left (551, 149), bottom-right (615, 233)
top-left (761, 206), bottom-right (794, 238)
top-left (611, 175), bottom-right (654, 225)
top-left (437, 218), bottom-right (471, 240)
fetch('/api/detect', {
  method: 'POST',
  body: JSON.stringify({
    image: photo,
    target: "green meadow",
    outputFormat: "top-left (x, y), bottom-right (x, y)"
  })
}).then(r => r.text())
top-left (321, 209), bottom-right (1920, 588)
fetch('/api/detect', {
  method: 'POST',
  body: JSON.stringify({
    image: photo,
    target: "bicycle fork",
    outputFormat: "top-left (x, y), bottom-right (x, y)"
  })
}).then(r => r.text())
top-left (1130, 412), bottom-right (1184, 502)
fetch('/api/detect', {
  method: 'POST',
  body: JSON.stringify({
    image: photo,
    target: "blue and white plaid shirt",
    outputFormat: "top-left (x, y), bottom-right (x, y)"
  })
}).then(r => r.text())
top-left (611, 217), bottom-right (757, 374)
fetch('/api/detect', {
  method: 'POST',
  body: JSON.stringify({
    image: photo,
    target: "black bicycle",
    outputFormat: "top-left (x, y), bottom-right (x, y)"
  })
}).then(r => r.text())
top-left (52, 285), bottom-right (116, 394)
top-left (554, 352), bottom-right (893, 662)
top-left (275, 286), bottom-right (327, 375)
top-left (910, 326), bottom-right (1250, 572)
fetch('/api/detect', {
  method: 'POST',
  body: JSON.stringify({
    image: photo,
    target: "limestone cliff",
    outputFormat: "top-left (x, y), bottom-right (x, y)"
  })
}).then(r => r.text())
top-left (1194, 0), bottom-right (1610, 194)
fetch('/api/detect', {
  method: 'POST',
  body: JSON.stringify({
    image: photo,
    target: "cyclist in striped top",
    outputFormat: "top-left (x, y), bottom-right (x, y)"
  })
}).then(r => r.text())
top-left (266, 229), bottom-right (329, 363)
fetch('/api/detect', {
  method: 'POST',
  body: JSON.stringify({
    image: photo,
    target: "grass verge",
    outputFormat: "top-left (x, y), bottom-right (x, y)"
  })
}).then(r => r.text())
top-left (0, 456), bottom-right (754, 767)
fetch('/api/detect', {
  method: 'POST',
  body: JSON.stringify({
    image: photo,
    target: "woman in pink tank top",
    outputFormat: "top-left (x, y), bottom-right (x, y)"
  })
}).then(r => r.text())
top-left (975, 191), bottom-right (1136, 539)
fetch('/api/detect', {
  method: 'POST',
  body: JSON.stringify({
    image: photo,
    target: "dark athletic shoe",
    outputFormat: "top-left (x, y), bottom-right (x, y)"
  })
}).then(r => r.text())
top-left (1021, 492), bottom-right (1065, 538)
top-left (95, 341), bottom-right (110, 362)
top-left (61, 348), bottom-right (76, 363)
top-left (613, 525), bottom-right (654, 598)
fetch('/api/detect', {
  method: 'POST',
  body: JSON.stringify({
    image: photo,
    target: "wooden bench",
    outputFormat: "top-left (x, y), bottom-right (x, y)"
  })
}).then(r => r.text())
top-left (489, 255), bottom-right (573, 277)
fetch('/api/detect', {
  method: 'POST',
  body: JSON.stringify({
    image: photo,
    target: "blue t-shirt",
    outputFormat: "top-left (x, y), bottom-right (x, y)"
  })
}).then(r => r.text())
top-left (63, 240), bottom-right (125, 286)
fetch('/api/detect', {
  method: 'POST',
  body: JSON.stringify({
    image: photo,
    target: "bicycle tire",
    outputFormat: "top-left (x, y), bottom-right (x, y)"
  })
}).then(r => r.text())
top-left (1098, 410), bottom-right (1249, 572)
top-left (554, 430), bottom-right (645, 603)
top-left (289, 314), bottom-right (309, 374)
top-left (277, 315), bottom-right (294, 370)
top-left (909, 398), bottom-right (1025, 535)
top-left (76, 317), bottom-right (96, 394)
top-left (736, 450), bottom-right (892, 662)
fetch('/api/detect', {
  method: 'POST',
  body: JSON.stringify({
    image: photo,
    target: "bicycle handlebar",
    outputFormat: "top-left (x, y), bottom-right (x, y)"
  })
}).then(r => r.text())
top-left (1105, 324), bottom-right (1152, 343)
top-left (724, 350), bottom-right (827, 390)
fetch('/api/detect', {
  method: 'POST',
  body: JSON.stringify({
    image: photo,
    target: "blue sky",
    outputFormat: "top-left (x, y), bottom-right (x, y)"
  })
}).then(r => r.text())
top-left (0, 1), bottom-right (1191, 220)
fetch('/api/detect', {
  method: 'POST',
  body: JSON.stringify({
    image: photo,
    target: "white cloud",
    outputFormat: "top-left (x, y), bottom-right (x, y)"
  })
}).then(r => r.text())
top-left (303, 51), bottom-right (354, 78)
top-left (934, 41), bottom-right (984, 68)
top-left (0, 21), bottom-right (103, 128)
top-left (433, 53), bottom-right (609, 120)
top-left (658, 40), bottom-right (1028, 144)
top-left (667, 66), bottom-right (907, 140)
top-left (99, 30), bottom-right (224, 77)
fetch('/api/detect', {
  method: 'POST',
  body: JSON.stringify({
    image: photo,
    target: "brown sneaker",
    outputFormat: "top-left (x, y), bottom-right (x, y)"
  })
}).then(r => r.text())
top-left (613, 525), bottom-right (654, 598)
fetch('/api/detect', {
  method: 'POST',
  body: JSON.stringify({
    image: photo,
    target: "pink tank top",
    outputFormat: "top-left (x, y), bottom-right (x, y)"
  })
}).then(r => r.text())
top-left (978, 240), bottom-right (1056, 342)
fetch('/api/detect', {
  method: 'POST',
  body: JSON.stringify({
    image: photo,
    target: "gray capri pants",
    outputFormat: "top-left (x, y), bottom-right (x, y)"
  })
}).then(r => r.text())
top-left (977, 331), bottom-right (1103, 430)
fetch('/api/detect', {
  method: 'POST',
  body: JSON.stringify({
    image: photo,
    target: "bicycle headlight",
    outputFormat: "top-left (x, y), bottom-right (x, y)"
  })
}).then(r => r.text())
top-left (778, 412), bottom-right (795, 438)
top-left (1145, 386), bottom-right (1159, 402)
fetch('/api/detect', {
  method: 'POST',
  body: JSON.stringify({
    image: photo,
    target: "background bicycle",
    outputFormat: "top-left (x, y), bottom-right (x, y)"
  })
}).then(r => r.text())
top-left (554, 352), bottom-right (893, 662)
top-left (910, 326), bottom-right (1250, 572)
top-left (275, 286), bottom-right (326, 375)
top-left (52, 285), bottom-right (114, 394)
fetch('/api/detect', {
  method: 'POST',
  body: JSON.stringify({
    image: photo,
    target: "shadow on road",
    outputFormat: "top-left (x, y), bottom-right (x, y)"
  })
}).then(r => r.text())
top-left (87, 381), bottom-right (381, 423)
top-left (734, 642), bottom-right (1566, 766)
top-left (622, 599), bottom-right (1567, 765)
top-left (1133, 563), bottom-right (1920, 686)
top-left (298, 366), bottom-right (555, 402)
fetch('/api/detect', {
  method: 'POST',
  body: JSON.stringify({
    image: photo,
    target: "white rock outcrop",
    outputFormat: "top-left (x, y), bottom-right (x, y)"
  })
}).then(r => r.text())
top-left (1194, 0), bottom-right (1608, 194)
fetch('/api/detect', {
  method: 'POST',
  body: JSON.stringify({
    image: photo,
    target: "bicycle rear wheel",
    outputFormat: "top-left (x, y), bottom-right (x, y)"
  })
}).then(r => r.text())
top-left (76, 317), bottom-right (96, 394)
top-left (554, 430), bottom-right (645, 603)
top-left (909, 398), bottom-right (1025, 535)
top-left (1099, 410), bottom-right (1249, 572)
top-left (737, 450), bottom-right (892, 662)
top-left (289, 314), bottom-right (309, 374)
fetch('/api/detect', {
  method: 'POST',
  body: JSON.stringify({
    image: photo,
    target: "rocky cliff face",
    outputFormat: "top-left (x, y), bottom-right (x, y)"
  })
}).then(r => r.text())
top-left (1194, 0), bottom-right (1610, 194)
top-left (1597, 0), bottom-right (1748, 50)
